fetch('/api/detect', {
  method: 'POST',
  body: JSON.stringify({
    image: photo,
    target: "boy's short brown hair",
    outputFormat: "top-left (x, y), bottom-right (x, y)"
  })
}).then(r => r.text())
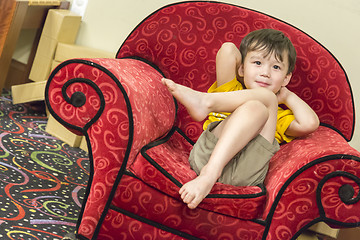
top-left (239, 29), bottom-right (297, 74)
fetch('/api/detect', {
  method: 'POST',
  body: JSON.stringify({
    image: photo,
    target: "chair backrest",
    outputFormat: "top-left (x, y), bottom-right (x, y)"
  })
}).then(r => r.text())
top-left (117, 1), bottom-right (354, 142)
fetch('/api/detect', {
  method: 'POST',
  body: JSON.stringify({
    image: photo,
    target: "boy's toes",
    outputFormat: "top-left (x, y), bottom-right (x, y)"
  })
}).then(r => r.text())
top-left (187, 198), bottom-right (201, 209)
top-left (183, 193), bottom-right (195, 205)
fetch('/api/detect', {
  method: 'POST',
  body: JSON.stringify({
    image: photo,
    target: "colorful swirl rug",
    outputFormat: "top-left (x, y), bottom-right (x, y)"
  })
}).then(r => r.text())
top-left (0, 91), bottom-right (88, 240)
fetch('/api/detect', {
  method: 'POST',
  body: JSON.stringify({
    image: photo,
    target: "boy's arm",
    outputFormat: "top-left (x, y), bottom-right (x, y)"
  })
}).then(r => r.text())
top-left (277, 87), bottom-right (320, 137)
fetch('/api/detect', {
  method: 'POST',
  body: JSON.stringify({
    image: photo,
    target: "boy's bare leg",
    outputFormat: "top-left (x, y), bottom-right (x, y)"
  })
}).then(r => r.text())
top-left (162, 78), bottom-right (276, 124)
top-left (216, 42), bottom-right (242, 87)
top-left (162, 78), bottom-right (278, 209)
top-left (161, 78), bottom-right (210, 122)
top-left (180, 99), bottom-right (277, 209)
top-left (160, 42), bottom-right (241, 120)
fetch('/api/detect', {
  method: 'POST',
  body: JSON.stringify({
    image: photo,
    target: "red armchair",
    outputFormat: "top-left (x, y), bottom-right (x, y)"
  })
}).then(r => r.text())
top-left (45, 2), bottom-right (360, 239)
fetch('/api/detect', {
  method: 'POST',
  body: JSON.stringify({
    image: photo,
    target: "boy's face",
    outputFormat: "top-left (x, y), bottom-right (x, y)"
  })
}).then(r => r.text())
top-left (238, 49), bottom-right (292, 93)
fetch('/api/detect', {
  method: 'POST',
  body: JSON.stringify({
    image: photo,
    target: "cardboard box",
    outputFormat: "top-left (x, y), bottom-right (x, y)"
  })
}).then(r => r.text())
top-left (297, 231), bottom-right (319, 240)
top-left (29, 9), bottom-right (81, 82)
top-left (41, 9), bottom-right (81, 43)
top-left (79, 136), bottom-right (88, 152)
top-left (29, 1), bottom-right (62, 6)
top-left (29, 54), bottom-right (54, 82)
top-left (34, 35), bottom-right (59, 58)
top-left (12, 60), bottom-right (58, 106)
top-left (309, 222), bottom-right (339, 239)
top-left (51, 59), bottom-right (62, 71)
top-left (11, 81), bottom-right (47, 105)
top-left (46, 115), bottom-right (82, 147)
top-left (19, 10), bottom-right (113, 149)
top-left (55, 43), bottom-right (114, 62)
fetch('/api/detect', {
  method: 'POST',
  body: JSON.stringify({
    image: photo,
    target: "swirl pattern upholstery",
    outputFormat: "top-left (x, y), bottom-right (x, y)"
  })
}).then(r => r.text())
top-left (45, 2), bottom-right (360, 240)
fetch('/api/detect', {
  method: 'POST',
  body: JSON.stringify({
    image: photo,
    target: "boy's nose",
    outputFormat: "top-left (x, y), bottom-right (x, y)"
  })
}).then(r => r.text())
top-left (261, 67), bottom-right (270, 78)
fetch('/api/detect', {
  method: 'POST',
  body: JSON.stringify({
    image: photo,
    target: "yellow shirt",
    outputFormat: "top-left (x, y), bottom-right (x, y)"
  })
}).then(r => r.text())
top-left (203, 78), bottom-right (295, 144)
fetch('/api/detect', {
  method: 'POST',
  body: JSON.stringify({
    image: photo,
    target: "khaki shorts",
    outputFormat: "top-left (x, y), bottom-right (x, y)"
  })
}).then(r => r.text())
top-left (189, 121), bottom-right (280, 186)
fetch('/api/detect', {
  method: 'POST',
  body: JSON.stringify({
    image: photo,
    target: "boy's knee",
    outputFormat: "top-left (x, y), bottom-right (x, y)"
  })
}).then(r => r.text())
top-left (217, 42), bottom-right (242, 70)
top-left (218, 42), bottom-right (238, 55)
top-left (257, 88), bottom-right (278, 108)
top-left (244, 100), bottom-right (269, 118)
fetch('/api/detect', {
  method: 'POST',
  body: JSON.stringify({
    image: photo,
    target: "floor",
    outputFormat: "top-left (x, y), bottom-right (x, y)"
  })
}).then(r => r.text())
top-left (0, 90), bottom-right (349, 240)
top-left (0, 91), bottom-right (89, 240)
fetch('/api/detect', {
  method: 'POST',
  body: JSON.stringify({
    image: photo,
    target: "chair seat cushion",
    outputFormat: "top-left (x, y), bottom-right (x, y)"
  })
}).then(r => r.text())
top-left (129, 127), bottom-right (267, 220)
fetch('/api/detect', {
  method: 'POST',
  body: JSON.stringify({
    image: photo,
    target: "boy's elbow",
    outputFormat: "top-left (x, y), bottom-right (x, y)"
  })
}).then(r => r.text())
top-left (309, 118), bottom-right (320, 133)
top-left (290, 117), bottom-right (320, 137)
top-left (303, 116), bottom-right (320, 135)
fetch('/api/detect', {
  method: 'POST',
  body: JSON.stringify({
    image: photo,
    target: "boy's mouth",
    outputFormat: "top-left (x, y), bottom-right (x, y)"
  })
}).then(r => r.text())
top-left (256, 81), bottom-right (270, 87)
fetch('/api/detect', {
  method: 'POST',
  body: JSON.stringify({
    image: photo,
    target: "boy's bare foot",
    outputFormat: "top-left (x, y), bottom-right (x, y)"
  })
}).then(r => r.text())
top-left (161, 78), bottom-right (209, 122)
top-left (179, 172), bottom-right (217, 209)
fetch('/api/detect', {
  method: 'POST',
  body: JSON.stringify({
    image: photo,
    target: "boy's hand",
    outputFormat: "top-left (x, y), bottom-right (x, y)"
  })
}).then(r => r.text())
top-left (276, 86), bottom-right (291, 104)
top-left (278, 86), bottom-right (320, 137)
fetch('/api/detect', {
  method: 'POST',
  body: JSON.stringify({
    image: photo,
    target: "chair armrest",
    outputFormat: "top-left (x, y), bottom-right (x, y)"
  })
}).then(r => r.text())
top-left (263, 126), bottom-right (360, 238)
top-left (45, 57), bottom-right (176, 239)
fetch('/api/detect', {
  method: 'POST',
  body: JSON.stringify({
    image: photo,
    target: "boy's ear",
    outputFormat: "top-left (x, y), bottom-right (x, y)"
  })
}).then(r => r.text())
top-left (282, 72), bottom-right (292, 86)
top-left (238, 64), bottom-right (244, 77)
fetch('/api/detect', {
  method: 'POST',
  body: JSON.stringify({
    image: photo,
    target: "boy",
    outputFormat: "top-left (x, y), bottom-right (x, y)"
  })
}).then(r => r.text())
top-left (162, 29), bottom-right (319, 209)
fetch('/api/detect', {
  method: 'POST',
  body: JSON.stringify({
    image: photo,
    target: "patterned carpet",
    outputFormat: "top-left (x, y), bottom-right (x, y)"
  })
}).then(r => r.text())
top-left (0, 91), bottom-right (88, 240)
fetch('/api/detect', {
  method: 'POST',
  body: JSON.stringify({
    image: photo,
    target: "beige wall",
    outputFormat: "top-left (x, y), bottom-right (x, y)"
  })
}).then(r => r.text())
top-left (76, 0), bottom-right (360, 150)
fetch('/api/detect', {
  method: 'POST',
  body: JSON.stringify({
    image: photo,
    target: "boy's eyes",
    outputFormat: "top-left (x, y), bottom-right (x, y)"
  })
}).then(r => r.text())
top-left (253, 61), bottom-right (281, 70)
top-left (273, 65), bottom-right (281, 70)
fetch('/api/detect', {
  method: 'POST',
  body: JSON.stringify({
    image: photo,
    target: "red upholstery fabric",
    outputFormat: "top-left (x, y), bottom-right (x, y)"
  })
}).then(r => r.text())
top-left (263, 126), bottom-right (360, 238)
top-left (130, 128), bottom-right (267, 220)
top-left (46, 58), bottom-right (176, 239)
top-left (107, 174), bottom-right (265, 240)
top-left (117, 1), bottom-right (354, 142)
top-left (45, 2), bottom-right (360, 240)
